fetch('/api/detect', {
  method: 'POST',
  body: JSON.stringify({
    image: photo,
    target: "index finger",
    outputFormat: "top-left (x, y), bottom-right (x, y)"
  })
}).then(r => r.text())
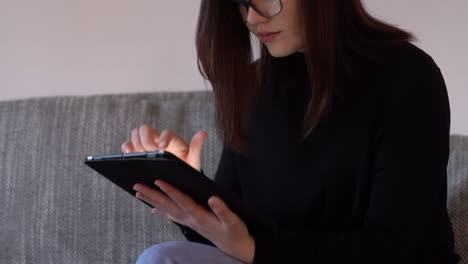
top-left (139, 125), bottom-right (159, 151)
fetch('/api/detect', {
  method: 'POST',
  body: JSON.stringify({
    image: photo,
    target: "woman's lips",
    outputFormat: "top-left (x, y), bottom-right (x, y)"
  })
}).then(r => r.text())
top-left (259, 32), bottom-right (281, 43)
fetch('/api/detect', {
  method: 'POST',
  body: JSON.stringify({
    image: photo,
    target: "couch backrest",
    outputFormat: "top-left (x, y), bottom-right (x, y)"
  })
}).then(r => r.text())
top-left (0, 92), bottom-right (466, 263)
top-left (0, 92), bottom-right (220, 263)
top-left (448, 136), bottom-right (468, 262)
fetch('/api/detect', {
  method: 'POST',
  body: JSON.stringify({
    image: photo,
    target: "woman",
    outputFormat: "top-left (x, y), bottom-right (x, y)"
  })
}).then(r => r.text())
top-left (123, 0), bottom-right (461, 263)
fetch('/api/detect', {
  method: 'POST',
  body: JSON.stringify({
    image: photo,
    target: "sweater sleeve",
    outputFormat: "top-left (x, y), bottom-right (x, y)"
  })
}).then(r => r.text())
top-left (176, 146), bottom-right (241, 245)
top-left (253, 51), bottom-right (452, 263)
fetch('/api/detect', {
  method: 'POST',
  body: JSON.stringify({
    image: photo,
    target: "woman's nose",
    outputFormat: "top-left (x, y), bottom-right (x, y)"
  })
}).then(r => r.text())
top-left (245, 7), bottom-right (269, 24)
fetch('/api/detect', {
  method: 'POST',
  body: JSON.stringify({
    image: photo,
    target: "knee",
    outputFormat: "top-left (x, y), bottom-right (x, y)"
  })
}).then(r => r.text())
top-left (135, 241), bottom-right (187, 264)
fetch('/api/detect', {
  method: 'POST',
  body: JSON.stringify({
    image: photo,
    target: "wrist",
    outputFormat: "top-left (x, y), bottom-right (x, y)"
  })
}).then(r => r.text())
top-left (241, 235), bottom-right (255, 264)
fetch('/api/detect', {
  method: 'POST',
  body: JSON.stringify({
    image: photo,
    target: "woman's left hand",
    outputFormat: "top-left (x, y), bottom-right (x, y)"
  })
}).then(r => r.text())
top-left (133, 180), bottom-right (255, 264)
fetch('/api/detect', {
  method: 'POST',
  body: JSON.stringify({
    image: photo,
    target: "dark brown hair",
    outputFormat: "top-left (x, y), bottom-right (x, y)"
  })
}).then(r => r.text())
top-left (196, 0), bottom-right (414, 156)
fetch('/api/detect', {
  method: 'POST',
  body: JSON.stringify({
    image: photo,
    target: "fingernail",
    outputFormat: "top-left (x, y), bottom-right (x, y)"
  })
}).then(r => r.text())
top-left (133, 184), bottom-right (140, 191)
top-left (159, 141), bottom-right (168, 148)
top-left (155, 180), bottom-right (165, 190)
top-left (209, 198), bottom-right (218, 207)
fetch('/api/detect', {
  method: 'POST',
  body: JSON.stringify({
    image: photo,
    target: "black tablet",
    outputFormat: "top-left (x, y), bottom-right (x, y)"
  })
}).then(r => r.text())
top-left (84, 150), bottom-right (271, 234)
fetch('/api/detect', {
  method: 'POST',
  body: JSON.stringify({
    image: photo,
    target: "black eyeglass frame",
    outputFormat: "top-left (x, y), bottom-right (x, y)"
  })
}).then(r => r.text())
top-left (234, 0), bottom-right (283, 19)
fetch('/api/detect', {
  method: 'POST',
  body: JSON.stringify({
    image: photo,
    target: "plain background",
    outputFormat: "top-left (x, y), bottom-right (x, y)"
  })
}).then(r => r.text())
top-left (0, 0), bottom-right (467, 135)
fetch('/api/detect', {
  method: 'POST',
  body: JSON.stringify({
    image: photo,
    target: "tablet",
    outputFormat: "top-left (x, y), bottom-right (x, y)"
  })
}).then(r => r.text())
top-left (84, 150), bottom-right (270, 234)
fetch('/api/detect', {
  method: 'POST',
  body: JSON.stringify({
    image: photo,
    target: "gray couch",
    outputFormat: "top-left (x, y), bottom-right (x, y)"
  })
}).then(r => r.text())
top-left (0, 91), bottom-right (467, 263)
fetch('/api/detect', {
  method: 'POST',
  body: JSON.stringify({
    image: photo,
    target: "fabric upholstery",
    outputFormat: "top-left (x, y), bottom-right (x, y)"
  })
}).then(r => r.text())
top-left (448, 135), bottom-right (468, 262)
top-left (0, 91), bottom-right (467, 263)
top-left (0, 91), bottom-right (219, 263)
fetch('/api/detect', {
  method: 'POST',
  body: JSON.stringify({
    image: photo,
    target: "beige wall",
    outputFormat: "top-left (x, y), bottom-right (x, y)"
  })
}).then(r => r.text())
top-left (0, 0), bottom-right (467, 135)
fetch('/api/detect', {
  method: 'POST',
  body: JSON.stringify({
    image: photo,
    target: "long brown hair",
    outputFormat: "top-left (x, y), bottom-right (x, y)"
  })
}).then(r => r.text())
top-left (196, 0), bottom-right (414, 156)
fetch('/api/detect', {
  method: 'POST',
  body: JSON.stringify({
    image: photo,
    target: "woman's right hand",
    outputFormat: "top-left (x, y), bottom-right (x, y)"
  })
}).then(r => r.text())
top-left (121, 124), bottom-right (208, 173)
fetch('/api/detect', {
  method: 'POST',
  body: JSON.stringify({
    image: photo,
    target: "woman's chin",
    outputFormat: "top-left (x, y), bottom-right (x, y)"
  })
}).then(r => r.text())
top-left (266, 45), bottom-right (301, 58)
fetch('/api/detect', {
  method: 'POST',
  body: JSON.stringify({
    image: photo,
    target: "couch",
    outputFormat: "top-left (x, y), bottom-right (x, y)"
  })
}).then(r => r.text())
top-left (0, 91), bottom-right (466, 263)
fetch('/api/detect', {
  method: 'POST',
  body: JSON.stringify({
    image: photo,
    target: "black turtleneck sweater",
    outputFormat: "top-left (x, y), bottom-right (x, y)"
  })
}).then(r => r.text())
top-left (177, 43), bottom-right (460, 263)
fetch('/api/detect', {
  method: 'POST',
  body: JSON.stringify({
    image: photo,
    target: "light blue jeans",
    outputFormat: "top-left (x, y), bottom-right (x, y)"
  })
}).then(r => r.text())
top-left (136, 241), bottom-right (245, 264)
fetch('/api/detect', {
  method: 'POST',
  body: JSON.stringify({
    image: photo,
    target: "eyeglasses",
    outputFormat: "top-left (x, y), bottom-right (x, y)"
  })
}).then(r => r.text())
top-left (233, 0), bottom-right (283, 19)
